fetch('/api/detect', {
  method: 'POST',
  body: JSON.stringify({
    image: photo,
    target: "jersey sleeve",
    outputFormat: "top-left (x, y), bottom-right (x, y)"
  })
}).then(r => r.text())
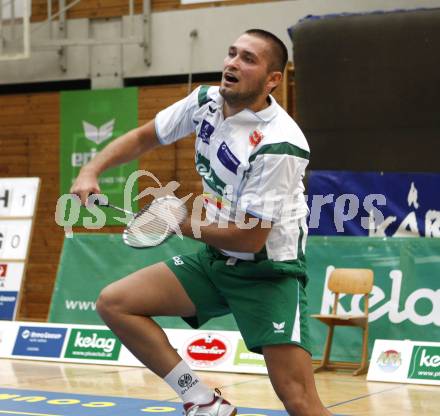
top-left (154, 86), bottom-right (201, 145)
top-left (238, 143), bottom-right (309, 222)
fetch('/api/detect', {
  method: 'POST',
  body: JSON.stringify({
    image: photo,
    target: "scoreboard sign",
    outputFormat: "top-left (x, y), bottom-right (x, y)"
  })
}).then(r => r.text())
top-left (0, 178), bottom-right (40, 320)
top-left (0, 178), bottom-right (40, 217)
top-left (0, 220), bottom-right (32, 260)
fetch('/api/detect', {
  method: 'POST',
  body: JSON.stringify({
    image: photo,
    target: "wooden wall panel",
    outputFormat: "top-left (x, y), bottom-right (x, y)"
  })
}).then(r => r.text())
top-left (0, 92), bottom-right (62, 320)
top-left (0, 78), bottom-right (288, 321)
top-left (0, 136), bottom-right (29, 176)
top-left (31, 0), bottom-right (282, 21)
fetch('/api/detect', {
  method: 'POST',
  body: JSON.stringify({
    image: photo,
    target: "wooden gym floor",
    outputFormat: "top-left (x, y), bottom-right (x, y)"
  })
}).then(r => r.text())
top-left (0, 358), bottom-right (438, 415)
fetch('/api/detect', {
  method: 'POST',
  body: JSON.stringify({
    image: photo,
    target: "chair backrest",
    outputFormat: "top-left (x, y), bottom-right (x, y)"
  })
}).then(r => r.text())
top-left (328, 268), bottom-right (374, 294)
top-left (328, 268), bottom-right (374, 315)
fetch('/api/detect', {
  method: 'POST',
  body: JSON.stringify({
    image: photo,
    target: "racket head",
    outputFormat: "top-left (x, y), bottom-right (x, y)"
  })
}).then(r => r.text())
top-left (122, 195), bottom-right (188, 248)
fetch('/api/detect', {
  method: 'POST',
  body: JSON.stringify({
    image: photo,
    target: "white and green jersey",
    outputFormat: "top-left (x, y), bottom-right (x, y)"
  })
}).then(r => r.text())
top-left (155, 85), bottom-right (310, 262)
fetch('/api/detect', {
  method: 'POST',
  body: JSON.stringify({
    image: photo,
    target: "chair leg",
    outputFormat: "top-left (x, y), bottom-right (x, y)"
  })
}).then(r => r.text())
top-left (314, 325), bottom-right (334, 373)
top-left (353, 324), bottom-right (369, 376)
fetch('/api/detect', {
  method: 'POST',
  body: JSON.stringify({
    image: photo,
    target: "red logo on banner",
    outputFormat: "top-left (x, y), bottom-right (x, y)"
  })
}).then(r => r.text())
top-left (377, 349), bottom-right (402, 373)
top-left (0, 264), bottom-right (7, 278)
top-left (185, 334), bottom-right (229, 367)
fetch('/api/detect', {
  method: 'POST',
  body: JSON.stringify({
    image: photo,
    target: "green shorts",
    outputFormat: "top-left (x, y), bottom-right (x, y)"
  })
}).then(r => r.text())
top-left (165, 245), bottom-right (311, 355)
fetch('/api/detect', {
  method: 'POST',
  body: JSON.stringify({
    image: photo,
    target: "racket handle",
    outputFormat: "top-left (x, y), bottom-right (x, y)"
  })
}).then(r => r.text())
top-left (106, 203), bottom-right (133, 215)
top-left (91, 195), bottom-right (133, 215)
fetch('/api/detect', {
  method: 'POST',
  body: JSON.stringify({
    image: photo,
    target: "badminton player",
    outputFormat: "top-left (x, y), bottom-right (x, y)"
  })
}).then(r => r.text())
top-left (71, 29), bottom-right (331, 416)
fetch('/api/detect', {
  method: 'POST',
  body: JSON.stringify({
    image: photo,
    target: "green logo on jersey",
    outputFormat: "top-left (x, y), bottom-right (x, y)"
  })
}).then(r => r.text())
top-left (64, 329), bottom-right (121, 361)
top-left (407, 345), bottom-right (440, 381)
top-left (195, 153), bottom-right (227, 195)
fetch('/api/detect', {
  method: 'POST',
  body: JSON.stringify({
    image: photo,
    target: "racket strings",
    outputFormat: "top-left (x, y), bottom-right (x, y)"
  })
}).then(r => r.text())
top-left (123, 198), bottom-right (187, 247)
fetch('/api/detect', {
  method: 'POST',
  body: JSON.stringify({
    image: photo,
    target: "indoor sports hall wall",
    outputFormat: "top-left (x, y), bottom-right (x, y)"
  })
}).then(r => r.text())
top-left (0, 82), bottom-right (285, 321)
top-left (30, 0), bottom-right (278, 18)
top-left (29, 1), bottom-right (439, 21)
top-left (2, 0), bottom-right (438, 86)
top-left (290, 8), bottom-right (440, 171)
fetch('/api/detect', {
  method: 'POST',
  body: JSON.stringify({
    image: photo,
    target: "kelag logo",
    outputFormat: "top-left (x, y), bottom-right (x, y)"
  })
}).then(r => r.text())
top-left (64, 329), bottom-right (121, 361)
top-left (12, 326), bottom-right (67, 358)
top-left (320, 266), bottom-right (440, 327)
top-left (407, 345), bottom-right (440, 381)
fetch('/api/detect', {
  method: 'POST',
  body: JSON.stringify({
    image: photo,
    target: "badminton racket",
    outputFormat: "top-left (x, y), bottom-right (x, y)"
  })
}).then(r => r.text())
top-left (94, 195), bottom-right (188, 248)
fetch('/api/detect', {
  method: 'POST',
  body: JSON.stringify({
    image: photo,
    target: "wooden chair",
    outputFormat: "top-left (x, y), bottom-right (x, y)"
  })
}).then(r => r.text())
top-left (311, 268), bottom-right (374, 376)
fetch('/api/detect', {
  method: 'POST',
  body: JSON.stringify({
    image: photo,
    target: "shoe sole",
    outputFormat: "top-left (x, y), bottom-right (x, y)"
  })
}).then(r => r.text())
top-left (228, 408), bottom-right (237, 416)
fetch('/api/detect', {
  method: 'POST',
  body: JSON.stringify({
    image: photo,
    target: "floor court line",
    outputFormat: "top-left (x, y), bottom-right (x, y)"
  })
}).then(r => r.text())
top-left (326, 384), bottom-right (405, 409)
top-left (186, 376), bottom-right (356, 413)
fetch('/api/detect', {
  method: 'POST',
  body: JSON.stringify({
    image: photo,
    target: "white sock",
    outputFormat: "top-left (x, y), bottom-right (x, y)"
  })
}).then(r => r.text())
top-left (164, 360), bottom-right (214, 405)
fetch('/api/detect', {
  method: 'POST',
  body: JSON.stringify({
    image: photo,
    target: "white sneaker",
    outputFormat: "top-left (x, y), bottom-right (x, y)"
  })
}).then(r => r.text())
top-left (184, 390), bottom-right (237, 416)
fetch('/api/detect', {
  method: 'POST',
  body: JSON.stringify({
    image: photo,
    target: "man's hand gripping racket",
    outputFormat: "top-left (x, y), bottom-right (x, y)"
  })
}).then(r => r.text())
top-left (94, 195), bottom-right (188, 248)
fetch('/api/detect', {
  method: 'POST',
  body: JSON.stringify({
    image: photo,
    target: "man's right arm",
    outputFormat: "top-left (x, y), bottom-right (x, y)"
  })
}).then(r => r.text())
top-left (70, 119), bottom-right (159, 204)
top-left (71, 85), bottom-right (203, 204)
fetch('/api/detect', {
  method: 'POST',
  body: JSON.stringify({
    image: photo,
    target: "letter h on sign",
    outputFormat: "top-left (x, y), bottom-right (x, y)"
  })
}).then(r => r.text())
top-left (0, 188), bottom-right (10, 212)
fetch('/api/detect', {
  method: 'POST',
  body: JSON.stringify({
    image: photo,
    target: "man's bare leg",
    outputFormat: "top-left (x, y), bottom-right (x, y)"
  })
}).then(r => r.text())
top-left (96, 261), bottom-right (236, 416)
top-left (263, 344), bottom-right (332, 416)
top-left (96, 262), bottom-right (196, 377)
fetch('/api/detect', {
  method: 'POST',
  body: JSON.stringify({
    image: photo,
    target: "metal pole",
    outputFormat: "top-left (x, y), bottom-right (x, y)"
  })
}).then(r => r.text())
top-left (0, 1), bottom-right (3, 55)
top-left (58, 0), bottom-right (67, 71)
top-left (59, 0), bottom-right (65, 33)
top-left (23, 0), bottom-right (29, 58)
top-left (142, 0), bottom-right (151, 66)
top-left (48, 0), bottom-right (53, 38)
top-left (10, 0), bottom-right (15, 45)
top-left (187, 29), bottom-right (198, 95)
top-left (32, 0), bottom-right (82, 34)
top-left (128, 0), bottom-right (134, 36)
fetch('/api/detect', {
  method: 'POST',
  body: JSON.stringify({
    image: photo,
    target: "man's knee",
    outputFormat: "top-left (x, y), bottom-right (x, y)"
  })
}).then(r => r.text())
top-left (96, 283), bottom-right (125, 319)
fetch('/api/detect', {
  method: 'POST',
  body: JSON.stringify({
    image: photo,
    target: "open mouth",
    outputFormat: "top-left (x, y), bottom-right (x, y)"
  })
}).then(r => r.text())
top-left (224, 73), bottom-right (239, 83)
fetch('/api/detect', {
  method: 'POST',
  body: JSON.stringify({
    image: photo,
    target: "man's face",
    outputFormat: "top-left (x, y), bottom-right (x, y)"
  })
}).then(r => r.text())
top-left (220, 34), bottom-right (274, 107)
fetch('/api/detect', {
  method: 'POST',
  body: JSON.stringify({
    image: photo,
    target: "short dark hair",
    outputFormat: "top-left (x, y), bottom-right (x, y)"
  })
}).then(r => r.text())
top-left (245, 29), bottom-right (288, 73)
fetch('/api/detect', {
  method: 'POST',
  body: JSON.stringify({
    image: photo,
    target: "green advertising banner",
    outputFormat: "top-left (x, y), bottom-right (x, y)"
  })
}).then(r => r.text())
top-left (60, 88), bottom-right (139, 225)
top-left (49, 235), bottom-right (440, 362)
top-left (407, 345), bottom-right (440, 381)
top-left (64, 328), bottom-right (122, 361)
top-left (306, 237), bottom-right (440, 362)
